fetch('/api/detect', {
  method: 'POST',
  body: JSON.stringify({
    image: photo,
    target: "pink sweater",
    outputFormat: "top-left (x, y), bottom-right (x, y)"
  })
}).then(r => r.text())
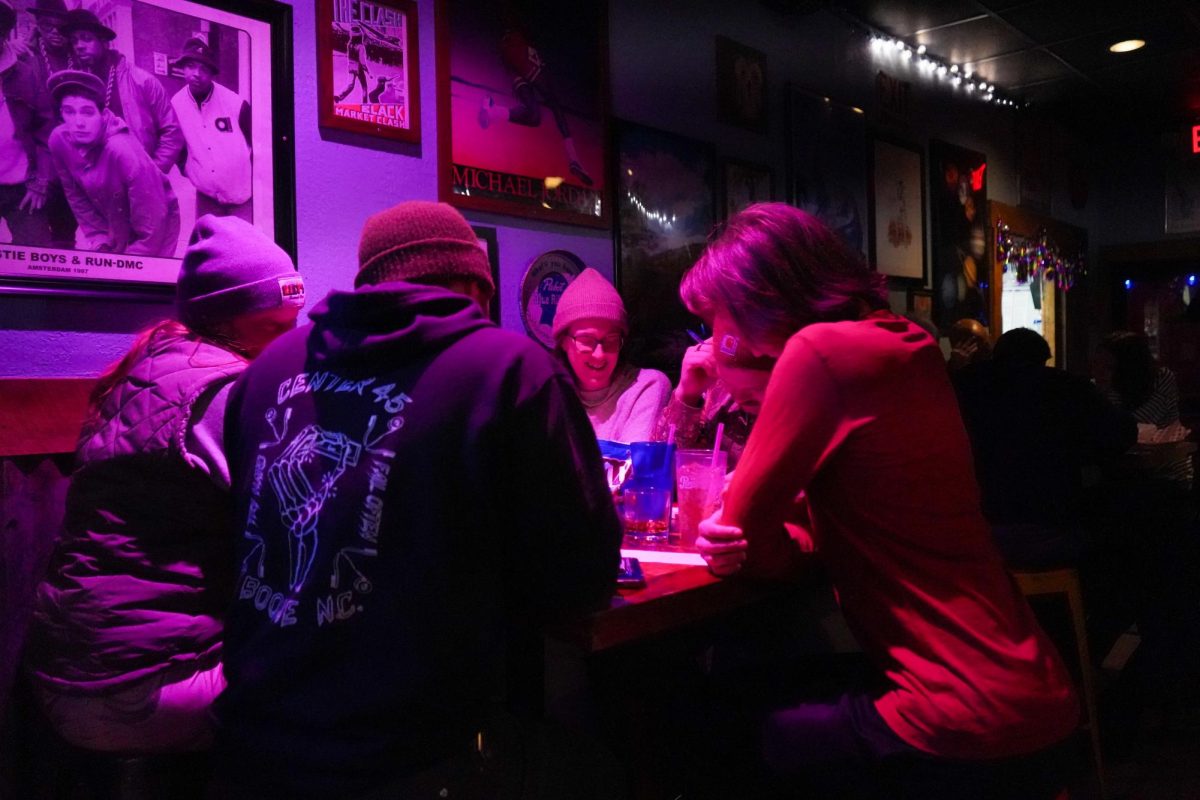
top-left (723, 312), bottom-right (1079, 760)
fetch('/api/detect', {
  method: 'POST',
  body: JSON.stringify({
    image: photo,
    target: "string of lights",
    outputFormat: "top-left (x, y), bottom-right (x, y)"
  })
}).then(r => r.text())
top-left (867, 35), bottom-right (1022, 108)
top-left (995, 219), bottom-right (1085, 290)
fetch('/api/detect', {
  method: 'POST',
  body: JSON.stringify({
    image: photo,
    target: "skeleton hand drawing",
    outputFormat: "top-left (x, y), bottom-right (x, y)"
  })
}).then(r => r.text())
top-left (268, 425), bottom-right (362, 591)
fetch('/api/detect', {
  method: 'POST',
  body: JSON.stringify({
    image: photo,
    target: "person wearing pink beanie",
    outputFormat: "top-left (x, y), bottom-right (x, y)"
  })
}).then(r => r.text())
top-left (552, 267), bottom-right (670, 442)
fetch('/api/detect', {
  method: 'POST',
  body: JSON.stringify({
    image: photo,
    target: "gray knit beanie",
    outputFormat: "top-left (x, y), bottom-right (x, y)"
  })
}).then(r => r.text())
top-left (355, 200), bottom-right (495, 293)
top-left (175, 215), bottom-right (303, 328)
top-left (551, 268), bottom-right (628, 340)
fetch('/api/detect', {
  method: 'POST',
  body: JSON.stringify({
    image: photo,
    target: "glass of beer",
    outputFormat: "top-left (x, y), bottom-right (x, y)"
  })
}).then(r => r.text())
top-left (623, 485), bottom-right (672, 544)
top-left (675, 449), bottom-right (729, 547)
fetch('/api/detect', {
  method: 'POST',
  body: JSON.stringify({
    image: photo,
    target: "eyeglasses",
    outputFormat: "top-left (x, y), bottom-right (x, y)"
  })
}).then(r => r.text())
top-left (570, 333), bottom-right (623, 354)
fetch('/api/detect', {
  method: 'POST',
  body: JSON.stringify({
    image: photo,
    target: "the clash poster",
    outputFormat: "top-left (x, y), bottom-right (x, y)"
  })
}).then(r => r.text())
top-left (318, 0), bottom-right (419, 144)
top-left (0, 0), bottom-right (287, 289)
top-left (437, 0), bottom-right (609, 228)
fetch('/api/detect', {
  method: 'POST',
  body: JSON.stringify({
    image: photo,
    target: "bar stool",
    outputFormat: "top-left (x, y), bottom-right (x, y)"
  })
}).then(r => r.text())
top-left (1013, 567), bottom-right (1106, 800)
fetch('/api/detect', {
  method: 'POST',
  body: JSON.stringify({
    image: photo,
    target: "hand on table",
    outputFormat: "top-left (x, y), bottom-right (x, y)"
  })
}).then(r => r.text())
top-left (697, 511), bottom-right (746, 576)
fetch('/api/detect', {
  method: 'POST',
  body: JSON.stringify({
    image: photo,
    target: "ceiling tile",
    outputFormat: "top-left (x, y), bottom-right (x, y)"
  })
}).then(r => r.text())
top-left (995, 0), bottom-right (1166, 44)
top-left (835, 0), bottom-right (989, 37)
top-left (915, 16), bottom-right (1033, 63)
top-left (1019, 75), bottom-right (1095, 107)
top-left (973, 49), bottom-right (1077, 88)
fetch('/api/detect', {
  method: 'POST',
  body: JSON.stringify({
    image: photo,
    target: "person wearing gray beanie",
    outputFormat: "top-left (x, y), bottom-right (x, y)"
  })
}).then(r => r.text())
top-left (551, 267), bottom-right (670, 443)
top-left (27, 217), bottom-right (303, 757)
top-left (176, 214), bottom-right (305, 355)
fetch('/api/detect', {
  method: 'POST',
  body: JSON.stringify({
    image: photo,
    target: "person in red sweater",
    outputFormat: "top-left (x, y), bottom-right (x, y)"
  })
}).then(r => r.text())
top-left (684, 203), bottom-right (1079, 798)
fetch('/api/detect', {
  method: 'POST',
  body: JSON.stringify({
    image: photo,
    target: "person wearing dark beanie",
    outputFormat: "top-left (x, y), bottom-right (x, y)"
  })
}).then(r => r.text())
top-left (26, 217), bottom-right (303, 755)
top-left (211, 200), bottom-right (620, 798)
top-left (355, 199), bottom-right (496, 310)
top-left (551, 267), bottom-right (670, 443)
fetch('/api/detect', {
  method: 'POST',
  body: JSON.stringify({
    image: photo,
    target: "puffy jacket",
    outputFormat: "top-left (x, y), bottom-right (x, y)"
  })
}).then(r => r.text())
top-left (27, 331), bottom-right (244, 692)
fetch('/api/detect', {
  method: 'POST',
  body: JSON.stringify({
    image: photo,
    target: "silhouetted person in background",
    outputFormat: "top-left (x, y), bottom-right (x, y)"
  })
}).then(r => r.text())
top-left (953, 327), bottom-right (1135, 568)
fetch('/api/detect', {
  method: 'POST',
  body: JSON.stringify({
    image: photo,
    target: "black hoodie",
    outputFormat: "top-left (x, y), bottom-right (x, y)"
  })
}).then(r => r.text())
top-left (215, 282), bottom-right (621, 797)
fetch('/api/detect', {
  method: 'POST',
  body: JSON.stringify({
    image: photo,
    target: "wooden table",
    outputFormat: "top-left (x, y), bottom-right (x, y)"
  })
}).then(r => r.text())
top-left (550, 551), bottom-right (776, 653)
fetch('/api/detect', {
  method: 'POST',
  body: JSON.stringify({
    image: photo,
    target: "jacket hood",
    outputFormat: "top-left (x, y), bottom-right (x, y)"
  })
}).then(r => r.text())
top-left (306, 281), bottom-right (493, 367)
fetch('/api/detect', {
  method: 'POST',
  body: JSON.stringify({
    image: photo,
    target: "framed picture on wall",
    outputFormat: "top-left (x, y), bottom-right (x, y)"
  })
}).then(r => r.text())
top-left (316, 0), bottom-right (419, 144)
top-left (868, 135), bottom-right (925, 283)
top-left (787, 85), bottom-right (868, 256)
top-left (715, 36), bottom-right (767, 134)
top-left (470, 225), bottom-right (501, 324)
top-left (1165, 163), bottom-right (1200, 234)
top-left (436, 0), bottom-right (610, 228)
top-left (615, 120), bottom-right (714, 379)
top-left (721, 158), bottom-right (772, 220)
top-left (906, 288), bottom-right (934, 328)
top-left (929, 140), bottom-right (989, 331)
top-left (0, 0), bottom-right (295, 296)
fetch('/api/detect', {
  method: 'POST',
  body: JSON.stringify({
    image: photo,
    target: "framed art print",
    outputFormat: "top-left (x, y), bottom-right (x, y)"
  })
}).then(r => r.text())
top-left (869, 136), bottom-right (925, 282)
top-left (0, 0), bottom-right (295, 297)
top-left (317, 0), bottom-right (419, 143)
top-left (929, 139), bottom-right (989, 330)
top-left (787, 85), bottom-right (867, 256)
top-left (715, 36), bottom-right (767, 134)
top-left (615, 120), bottom-right (714, 379)
top-left (722, 158), bottom-right (773, 220)
top-left (469, 225), bottom-right (501, 324)
top-left (437, 0), bottom-right (609, 228)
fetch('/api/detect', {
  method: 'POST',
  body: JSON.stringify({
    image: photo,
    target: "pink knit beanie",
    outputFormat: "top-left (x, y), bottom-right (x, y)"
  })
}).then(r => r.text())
top-left (355, 200), bottom-right (495, 293)
top-left (551, 268), bottom-right (628, 340)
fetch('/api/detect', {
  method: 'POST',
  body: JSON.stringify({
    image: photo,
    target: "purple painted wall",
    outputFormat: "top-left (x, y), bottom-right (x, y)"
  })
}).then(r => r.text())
top-left (0, 0), bottom-right (1074, 379)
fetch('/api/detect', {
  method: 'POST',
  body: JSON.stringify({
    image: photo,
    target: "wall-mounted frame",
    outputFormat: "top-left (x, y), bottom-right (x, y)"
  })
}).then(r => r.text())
top-left (721, 158), bottom-right (772, 221)
top-left (317, 0), bottom-right (419, 144)
top-left (436, 0), bottom-right (610, 228)
top-left (1165, 163), bottom-right (1200, 235)
top-left (868, 135), bottom-right (926, 283)
top-left (615, 120), bottom-right (713, 379)
top-left (715, 36), bottom-right (767, 134)
top-left (469, 224), bottom-right (501, 325)
top-left (786, 85), bottom-right (868, 256)
top-left (929, 139), bottom-right (988, 331)
top-left (0, 0), bottom-right (295, 299)
top-left (906, 287), bottom-right (933, 329)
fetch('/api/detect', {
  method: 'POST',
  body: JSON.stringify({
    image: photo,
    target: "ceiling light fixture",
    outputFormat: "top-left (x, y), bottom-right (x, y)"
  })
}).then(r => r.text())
top-left (1109, 39), bottom-right (1146, 53)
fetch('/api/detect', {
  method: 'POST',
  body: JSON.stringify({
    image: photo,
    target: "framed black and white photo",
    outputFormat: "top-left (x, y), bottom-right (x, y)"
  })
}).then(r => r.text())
top-left (0, 0), bottom-right (295, 296)
top-left (869, 135), bottom-right (925, 283)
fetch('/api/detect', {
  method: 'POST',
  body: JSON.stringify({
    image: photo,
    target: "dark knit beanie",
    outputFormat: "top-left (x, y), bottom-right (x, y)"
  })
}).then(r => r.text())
top-left (355, 201), bottom-right (495, 293)
top-left (176, 215), bottom-right (304, 328)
